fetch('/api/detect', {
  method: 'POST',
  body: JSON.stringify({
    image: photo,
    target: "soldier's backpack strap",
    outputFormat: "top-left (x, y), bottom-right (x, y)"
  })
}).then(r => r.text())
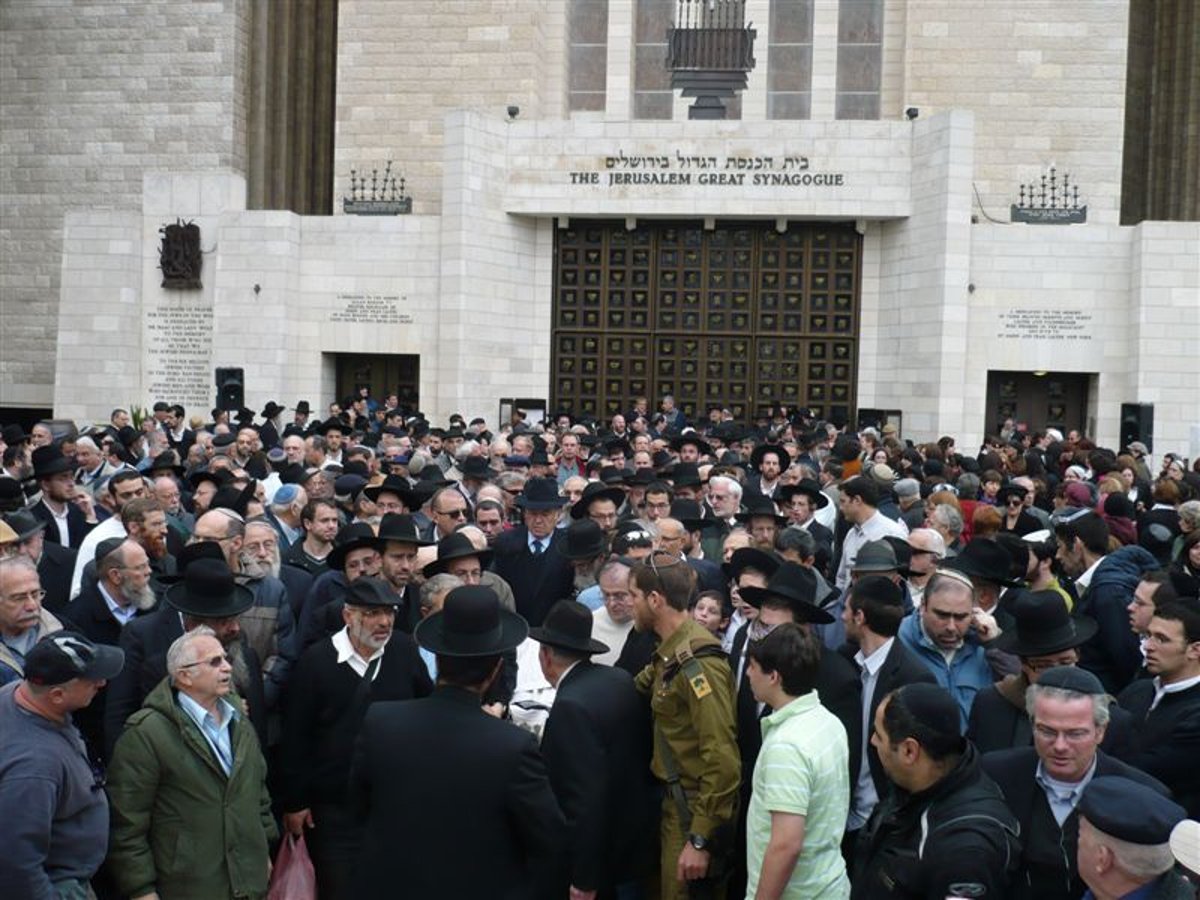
top-left (653, 719), bottom-right (693, 834)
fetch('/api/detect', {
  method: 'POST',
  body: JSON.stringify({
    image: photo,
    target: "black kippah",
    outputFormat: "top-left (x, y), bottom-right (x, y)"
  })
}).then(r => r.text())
top-left (897, 683), bottom-right (961, 742)
top-left (95, 536), bottom-right (127, 565)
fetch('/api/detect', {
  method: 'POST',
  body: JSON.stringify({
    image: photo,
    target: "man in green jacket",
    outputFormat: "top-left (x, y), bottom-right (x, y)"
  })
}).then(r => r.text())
top-left (106, 594), bottom-right (276, 900)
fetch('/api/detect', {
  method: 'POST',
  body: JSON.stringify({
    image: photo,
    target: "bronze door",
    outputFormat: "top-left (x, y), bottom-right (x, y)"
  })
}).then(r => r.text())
top-left (334, 353), bottom-right (420, 411)
top-left (551, 220), bottom-right (861, 423)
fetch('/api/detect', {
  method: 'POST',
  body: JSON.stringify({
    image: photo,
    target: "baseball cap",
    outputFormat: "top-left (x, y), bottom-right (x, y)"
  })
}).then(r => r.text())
top-left (23, 632), bottom-right (125, 686)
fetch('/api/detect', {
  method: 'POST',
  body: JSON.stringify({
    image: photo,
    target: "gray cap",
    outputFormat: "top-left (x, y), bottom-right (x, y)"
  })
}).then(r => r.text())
top-left (895, 477), bottom-right (920, 499)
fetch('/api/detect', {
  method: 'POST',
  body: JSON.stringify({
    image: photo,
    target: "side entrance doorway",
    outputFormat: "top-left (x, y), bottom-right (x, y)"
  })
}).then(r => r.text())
top-left (334, 353), bottom-right (420, 413)
top-left (984, 371), bottom-right (1092, 438)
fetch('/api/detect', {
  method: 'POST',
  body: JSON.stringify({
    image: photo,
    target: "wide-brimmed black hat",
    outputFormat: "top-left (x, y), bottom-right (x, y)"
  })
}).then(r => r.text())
top-left (749, 442), bottom-right (787, 472)
top-left (260, 401), bottom-right (286, 419)
top-left (666, 462), bottom-right (703, 488)
top-left (1, 424), bottom-right (29, 446)
top-left (670, 499), bottom-right (718, 532)
top-left (157, 541), bottom-right (227, 586)
top-left (343, 576), bottom-right (400, 609)
top-left (739, 562), bottom-right (834, 624)
top-left (165, 558), bottom-right (255, 618)
top-left (314, 416), bottom-right (348, 436)
top-left (603, 436), bottom-right (632, 458)
top-left (327, 522), bottom-right (385, 571)
top-left (670, 433), bottom-right (713, 457)
top-left (776, 478), bottom-right (829, 509)
top-left (292, 401), bottom-right (311, 415)
top-left (529, 600), bottom-right (609, 655)
top-left (557, 519), bottom-right (608, 560)
top-left (942, 538), bottom-right (1024, 588)
top-left (187, 468), bottom-right (231, 491)
top-left (377, 512), bottom-right (433, 546)
top-left (31, 445), bottom-right (72, 479)
top-left (2, 509), bottom-right (47, 543)
top-left (625, 468), bottom-right (657, 487)
top-left (734, 495), bottom-right (788, 527)
top-left (598, 467), bottom-right (632, 487)
top-left (414, 585), bottom-right (528, 657)
top-left (422, 531), bottom-right (494, 577)
top-left (210, 481), bottom-right (256, 517)
top-left (992, 590), bottom-right (1098, 656)
top-left (460, 456), bottom-right (492, 481)
top-left (570, 482), bottom-right (625, 520)
top-left (996, 483), bottom-right (1030, 506)
top-left (362, 474), bottom-right (423, 509)
top-left (517, 477), bottom-right (567, 510)
top-left (146, 454), bottom-right (185, 478)
top-left (722, 547), bottom-right (782, 582)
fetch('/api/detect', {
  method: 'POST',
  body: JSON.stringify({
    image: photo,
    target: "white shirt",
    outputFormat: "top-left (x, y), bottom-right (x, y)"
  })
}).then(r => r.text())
top-left (848, 638), bottom-right (893, 830)
top-left (836, 510), bottom-right (909, 590)
top-left (69, 516), bottom-right (127, 600)
top-left (1074, 556), bottom-right (1105, 593)
top-left (41, 498), bottom-right (71, 547)
top-left (331, 626), bottom-right (385, 679)
top-left (591, 606), bottom-right (633, 667)
top-left (1150, 672), bottom-right (1200, 711)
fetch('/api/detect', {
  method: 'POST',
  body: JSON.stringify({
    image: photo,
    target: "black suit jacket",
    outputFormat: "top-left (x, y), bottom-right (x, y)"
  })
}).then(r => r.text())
top-left (350, 686), bottom-right (566, 898)
top-left (688, 556), bottom-right (727, 597)
top-left (30, 499), bottom-right (93, 550)
top-left (491, 526), bottom-right (574, 626)
top-left (277, 562), bottom-right (314, 624)
top-left (540, 661), bottom-right (657, 892)
top-left (982, 747), bottom-right (1169, 900)
top-left (38, 541), bottom-right (77, 616)
top-left (1118, 678), bottom-right (1200, 816)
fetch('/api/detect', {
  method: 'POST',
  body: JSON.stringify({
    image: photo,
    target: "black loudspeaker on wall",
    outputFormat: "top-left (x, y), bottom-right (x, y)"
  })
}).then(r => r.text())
top-left (215, 367), bottom-right (245, 412)
top-left (1119, 403), bottom-right (1153, 453)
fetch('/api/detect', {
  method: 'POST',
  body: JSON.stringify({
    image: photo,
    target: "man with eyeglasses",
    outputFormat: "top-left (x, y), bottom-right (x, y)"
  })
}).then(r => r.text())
top-left (107, 626), bottom-right (276, 900)
top-left (0, 555), bottom-right (64, 686)
top-left (982, 666), bottom-right (1169, 900)
top-left (0, 631), bottom-right (124, 899)
top-left (424, 485), bottom-right (469, 543)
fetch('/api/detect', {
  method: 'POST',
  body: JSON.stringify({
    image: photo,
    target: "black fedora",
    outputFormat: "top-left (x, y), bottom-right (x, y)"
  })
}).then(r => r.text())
top-left (377, 512), bottom-right (432, 546)
top-left (529, 600), bottom-right (609, 655)
top-left (362, 474), bottom-right (425, 509)
top-left (739, 562), bottom-right (834, 624)
top-left (666, 462), bottom-right (704, 488)
top-left (314, 416), bottom-right (347, 436)
top-left (327, 522), bottom-right (385, 571)
top-left (517, 477), bottom-right (567, 511)
top-left (625, 468), bottom-right (657, 487)
top-left (31, 445), bottom-right (72, 479)
top-left (557, 519), bottom-right (608, 560)
top-left (157, 540), bottom-right (227, 585)
top-left (260, 401), bottom-right (286, 420)
top-left (187, 468), bottom-right (231, 492)
top-left (598, 466), bottom-right (632, 487)
top-left (603, 436), bottom-right (632, 458)
top-left (670, 433), bottom-right (713, 458)
top-left (670, 499), bottom-right (718, 532)
top-left (776, 478), bottom-right (829, 510)
top-left (422, 531), bottom-right (494, 577)
top-left (722, 547), bottom-right (782, 582)
top-left (942, 538), bottom-right (1024, 588)
top-left (2, 509), bottom-right (47, 543)
top-left (749, 442), bottom-right (787, 472)
top-left (735, 495), bottom-right (788, 527)
top-left (992, 591), bottom-right (1098, 657)
top-left (210, 481), bottom-right (256, 517)
top-left (165, 558), bottom-right (255, 618)
top-left (414, 585), bottom-right (528, 657)
top-left (147, 453), bottom-right (185, 478)
top-left (570, 482), bottom-right (625, 520)
top-left (343, 576), bottom-right (401, 609)
top-left (2, 424), bottom-right (29, 446)
top-left (292, 401), bottom-right (311, 415)
top-left (460, 456), bottom-right (492, 481)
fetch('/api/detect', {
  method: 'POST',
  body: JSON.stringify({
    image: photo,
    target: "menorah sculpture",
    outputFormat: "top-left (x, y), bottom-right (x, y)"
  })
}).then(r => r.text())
top-left (343, 161), bottom-right (413, 215)
top-left (1010, 166), bottom-right (1087, 224)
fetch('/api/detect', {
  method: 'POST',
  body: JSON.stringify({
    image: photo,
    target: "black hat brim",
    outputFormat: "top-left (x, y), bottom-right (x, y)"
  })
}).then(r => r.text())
top-left (722, 548), bottom-right (782, 581)
top-left (528, 626), bottom-right (609, 655)
top-left (556, 538), bottom-right (608, 560)
top-left (992, 615), bottom-right (1099, 656)
top-left (734, 511), bottom-right (790, 528)
top-left (776, 483), bottom-right (830, 509)
top-left (327, 537), bottom-right (387, 572)
top-left (738, 586), bottom-right (835, 624)
top-left (941, 558), bottom-right (1024, 589)
top-left (34, 459), bottom-right (73, 478)
top-left (570, 487), bottom-right (626, 519)
top-left (165, 582), bottom-right (256, 619)
top-left (421, 546), bottom-right (495, 578)
top-left (415, 607), bottom-right (528, 657)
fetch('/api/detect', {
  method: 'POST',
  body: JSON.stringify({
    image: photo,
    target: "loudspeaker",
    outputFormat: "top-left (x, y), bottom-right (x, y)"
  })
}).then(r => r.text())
top-left (856, 408), bottom-right (886, 431)
top-left (215, 367), bottom-right (244, 412)
top-left (1119, 403), bottom-right (1153, 453)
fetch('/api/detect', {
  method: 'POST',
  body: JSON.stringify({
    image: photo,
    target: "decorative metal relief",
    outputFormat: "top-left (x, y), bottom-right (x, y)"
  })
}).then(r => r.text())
top-left (158, 219), bottom-right (202, 289)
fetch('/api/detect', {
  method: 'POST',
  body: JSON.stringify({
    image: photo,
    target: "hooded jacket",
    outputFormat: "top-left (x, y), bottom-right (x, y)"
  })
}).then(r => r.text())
top-left (1075, 545), bottom-right (1159, 694)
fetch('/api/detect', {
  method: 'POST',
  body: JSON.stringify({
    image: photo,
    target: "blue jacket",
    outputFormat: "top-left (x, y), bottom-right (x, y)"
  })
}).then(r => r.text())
top-left (1076, 545), bottom-right (1159, 694)
top-left (897, 613), bottom-right (993, 732)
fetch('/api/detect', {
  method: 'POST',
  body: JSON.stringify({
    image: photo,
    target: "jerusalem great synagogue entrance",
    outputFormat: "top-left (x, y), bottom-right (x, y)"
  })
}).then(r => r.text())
top-left (551, 220), bottom-right (862, 423)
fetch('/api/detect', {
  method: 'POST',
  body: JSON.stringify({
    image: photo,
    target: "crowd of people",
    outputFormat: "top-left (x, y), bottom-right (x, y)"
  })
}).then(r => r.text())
top-left (1, 391), bottom-right (1199, 900)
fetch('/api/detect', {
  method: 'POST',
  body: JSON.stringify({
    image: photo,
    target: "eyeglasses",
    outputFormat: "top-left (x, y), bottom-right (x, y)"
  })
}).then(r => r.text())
top-left (1033, 724), bottom-right (1095, 743)
top-left (437, 508), bottom-right (468, 519)
top-left (180, 653), bottom-right (229, 669)
top-left (1, 589), bottom-right (46, 605)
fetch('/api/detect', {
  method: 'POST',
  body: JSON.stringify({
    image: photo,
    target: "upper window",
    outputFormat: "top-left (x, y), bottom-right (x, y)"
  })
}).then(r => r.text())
top-left (835, 0), bottom-right (882, 119)
top-left (768, 0), bottom-right (814, 119)
top-left (569, 0), bottom-right (610, 112)
top-left (634, 0), bottom-right (674, 119)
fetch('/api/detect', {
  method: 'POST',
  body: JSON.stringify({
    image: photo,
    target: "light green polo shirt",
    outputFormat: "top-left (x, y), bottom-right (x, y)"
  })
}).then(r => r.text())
top-left (745, 691), bottom-right (851, 899)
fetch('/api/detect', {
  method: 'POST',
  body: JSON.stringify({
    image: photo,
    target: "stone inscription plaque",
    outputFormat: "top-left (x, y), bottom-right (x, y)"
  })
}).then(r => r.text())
top-left (330, 293), bottom-right (413, 324)
top-left (997, 309), bottom-right (1093, 340)
top-left (145, 302), bottom-right (214, 408)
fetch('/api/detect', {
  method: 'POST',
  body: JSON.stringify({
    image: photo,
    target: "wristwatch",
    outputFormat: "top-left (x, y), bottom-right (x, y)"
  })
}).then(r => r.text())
top-left (688, 833), bottom-right (709, 851)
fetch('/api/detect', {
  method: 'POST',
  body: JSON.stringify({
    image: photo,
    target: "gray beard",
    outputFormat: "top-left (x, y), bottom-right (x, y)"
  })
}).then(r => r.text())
top-left (226, 640), bottom-right (254, 696)
top-left (238, 551), bottom-right (281, 581)
top-left (573, 571), bottom-right (597, 594)
top-left (124, 580), bottom-right (158, 612)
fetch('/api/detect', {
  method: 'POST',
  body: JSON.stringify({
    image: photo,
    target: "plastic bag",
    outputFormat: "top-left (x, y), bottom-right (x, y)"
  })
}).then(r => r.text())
top-left (267, 833), bottom-right (316, 900)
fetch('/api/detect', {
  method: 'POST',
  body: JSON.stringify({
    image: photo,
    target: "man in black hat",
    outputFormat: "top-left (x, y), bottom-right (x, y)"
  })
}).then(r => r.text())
top-left (280, 577), bottom-right (431, 899)
top-left (982, 666), bottom-right (1169, 900)
top-left (556, 518), bottom-right (609, 610)
top-left (296, 521), bottom-right (385, 648)
top-left (671, 432), bottom-right (712, 465)
top-left (0, 631), bottom-right (124, 898)
top-left (29, 444), bottom-right (96, 550)
top-left (492, 477), bottom-right (574, 626)
top-left (3, 509), bottom-right (76, 615)
top-left (257, 401), bottom-right (285, 451)
top-left (349, 584), bottom-right (565, 897)
top-left (1076, 776), bottom-right (1192, 900)
top-left (532, 600), bottom-right (657, 898)
top-left (747, 443), bottom-right (786, 498)
top-left (375, 512), bottom-right (432, 632)
top-left (291, 400), bottom-right (312, 431)
top-left (571, 480), bottom-right (624, 539)
top-left (851, 683), bottom-right (1021, 900)
top-left (778, 478), bottom-right (834, 576)
top-left (103, 550), bottom-right (266, 758)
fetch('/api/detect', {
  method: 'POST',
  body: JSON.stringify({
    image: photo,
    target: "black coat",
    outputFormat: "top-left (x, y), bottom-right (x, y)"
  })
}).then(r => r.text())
top-left (981, 747), bottom-right (1169, 900)
top-left (38, 540), bottom-right (77, 616)
top-left (29, 498), bottom-right (94, 550)
top-left (540, 661), bottom-right (657, 893)
top-left (688, 556), bottom-right (727, 597)
top-left (350, 686), bottom-right (566, 898)
top-left (104, 605), bottom-right (267, 759)
top-left (277, 562), bottom-right (314, 624)
top-left (491, 526), bottom-right (575, 627)
top-left (1118, 677), bottom-right (1200, 816)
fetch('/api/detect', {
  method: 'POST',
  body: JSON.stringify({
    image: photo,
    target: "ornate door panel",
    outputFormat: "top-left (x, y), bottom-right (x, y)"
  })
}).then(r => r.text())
top-left (552, 220), bottom-right (860, 424)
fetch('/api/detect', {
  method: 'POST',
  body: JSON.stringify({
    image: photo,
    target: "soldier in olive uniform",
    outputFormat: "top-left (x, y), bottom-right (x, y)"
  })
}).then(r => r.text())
top-left (630, 551), bottom-right (740, 900)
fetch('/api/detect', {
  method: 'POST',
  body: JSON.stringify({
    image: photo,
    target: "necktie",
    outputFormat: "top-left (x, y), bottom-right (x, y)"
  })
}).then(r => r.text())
top-left (532, 539), bottom-right (543, 556)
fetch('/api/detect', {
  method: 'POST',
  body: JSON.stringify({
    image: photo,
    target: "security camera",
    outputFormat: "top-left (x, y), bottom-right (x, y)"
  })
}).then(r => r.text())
top-left (905, 107), bottom-right (919, 121)
top-left (506, 105), bottom-right (519, 120)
